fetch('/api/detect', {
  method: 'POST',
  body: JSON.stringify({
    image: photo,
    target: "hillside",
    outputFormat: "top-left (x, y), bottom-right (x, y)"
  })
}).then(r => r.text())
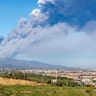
top-left (0, 77), bottom-right (43, 85)
top-left (0, 58), bottom-right (76, 70)
top-left (0, 72), bottom-right (95, 96)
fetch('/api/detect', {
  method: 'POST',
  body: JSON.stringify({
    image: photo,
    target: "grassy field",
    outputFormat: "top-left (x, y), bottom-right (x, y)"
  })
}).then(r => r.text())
top-left (0, 77), bottom-right (44, 85)
top-left (0, 85), bottom-right (96, 96)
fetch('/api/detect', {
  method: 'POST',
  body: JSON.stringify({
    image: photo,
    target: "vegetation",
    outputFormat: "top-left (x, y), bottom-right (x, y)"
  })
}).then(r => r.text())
top-left (0, 72), bottom-right (80, 87)
top-left (0, 72), bottom-right (95, 96)
top-left (0, 85), bottom-right (95, 96)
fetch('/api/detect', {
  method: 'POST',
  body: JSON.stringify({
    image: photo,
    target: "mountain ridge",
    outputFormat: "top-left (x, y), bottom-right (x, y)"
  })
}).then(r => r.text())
top-left (0, 58), bottom-right (78, 70)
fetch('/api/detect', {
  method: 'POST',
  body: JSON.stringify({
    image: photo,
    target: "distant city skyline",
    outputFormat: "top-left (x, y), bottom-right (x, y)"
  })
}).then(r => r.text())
top-left (0, 0), bottom-right (96, 69)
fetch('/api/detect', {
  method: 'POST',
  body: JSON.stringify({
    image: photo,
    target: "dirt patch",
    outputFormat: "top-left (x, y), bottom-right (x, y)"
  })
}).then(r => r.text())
top-left (0, 77), bottom-right (44, 85)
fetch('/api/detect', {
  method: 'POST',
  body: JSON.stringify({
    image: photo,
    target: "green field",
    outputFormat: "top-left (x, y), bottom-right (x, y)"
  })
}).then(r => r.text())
top-left (0, 85), bottom-right (96, 96)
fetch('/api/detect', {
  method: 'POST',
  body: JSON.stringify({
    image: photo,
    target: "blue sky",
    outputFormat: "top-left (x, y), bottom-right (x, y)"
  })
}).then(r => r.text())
top-left (0, 0), bottom-right (38, 36)
top-left (0, 0), bottom-right (96, 69)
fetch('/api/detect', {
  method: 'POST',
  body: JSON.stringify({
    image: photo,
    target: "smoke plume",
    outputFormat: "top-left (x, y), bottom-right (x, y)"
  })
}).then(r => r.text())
top-left (0, 0), bottom-right (96, 68)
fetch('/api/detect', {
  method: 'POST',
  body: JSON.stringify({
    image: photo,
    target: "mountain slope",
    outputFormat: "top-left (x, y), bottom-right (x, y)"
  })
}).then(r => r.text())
top-left (0, 58), bottom-right (76, 70)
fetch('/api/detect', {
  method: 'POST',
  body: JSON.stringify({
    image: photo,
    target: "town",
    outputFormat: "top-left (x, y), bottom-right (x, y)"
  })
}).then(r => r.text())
top-left (19, 69), bottom-right (96, 86)
top-left (0, 68), bottom-right (96, 86)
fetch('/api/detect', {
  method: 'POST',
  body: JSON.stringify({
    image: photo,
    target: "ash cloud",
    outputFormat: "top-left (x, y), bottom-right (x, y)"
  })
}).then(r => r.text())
top-left (0, 36), bottom-right (4, 43)
top-left (0, 0), bottom-right (96, 68)
top-left (38, 0), bottom-right (96, 26)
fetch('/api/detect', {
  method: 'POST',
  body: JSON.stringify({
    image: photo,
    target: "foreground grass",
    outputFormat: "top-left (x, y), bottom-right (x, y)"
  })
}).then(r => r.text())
top-left (0, 85), bottom-right (96, 96)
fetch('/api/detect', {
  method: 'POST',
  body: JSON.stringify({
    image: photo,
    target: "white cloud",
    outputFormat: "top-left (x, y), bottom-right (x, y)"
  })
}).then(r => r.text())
top-left (29, 9), bottom-right (48, 26)
top-left (38, 0), bottom-right (54, 5)
top-left (18, 18), bottom-right (27, 27)
top-left (0, 23), bottom-right (75, 58)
